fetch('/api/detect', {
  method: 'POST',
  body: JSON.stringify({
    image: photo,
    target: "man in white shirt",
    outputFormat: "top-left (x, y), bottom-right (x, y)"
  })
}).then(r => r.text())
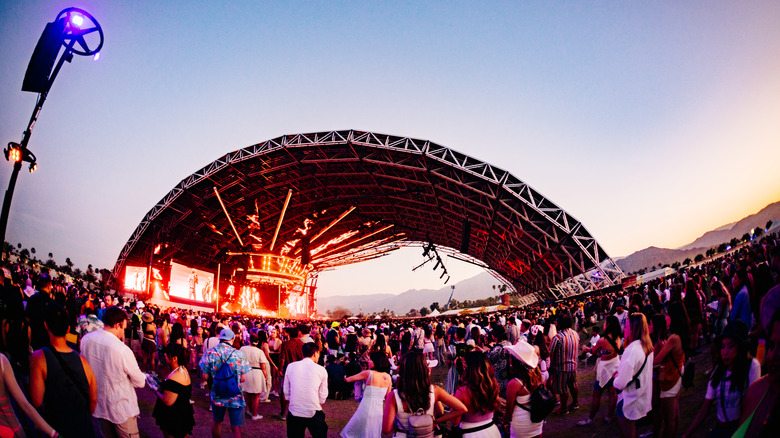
top-left (283, 342), bottom-right (328, 438)
top-left (81, 306), bottom-right (146, 438)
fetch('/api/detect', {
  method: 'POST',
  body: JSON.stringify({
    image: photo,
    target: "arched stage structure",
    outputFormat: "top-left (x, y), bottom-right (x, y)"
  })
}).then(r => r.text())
top-left (112, 130), bottom-right (623, 315)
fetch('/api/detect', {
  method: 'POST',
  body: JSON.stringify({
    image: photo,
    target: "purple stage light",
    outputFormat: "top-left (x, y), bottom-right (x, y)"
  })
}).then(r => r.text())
top-left (71, 14), bottom-right (84, 27)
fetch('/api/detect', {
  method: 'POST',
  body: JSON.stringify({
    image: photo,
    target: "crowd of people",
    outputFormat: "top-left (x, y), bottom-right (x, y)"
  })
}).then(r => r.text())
top-left (0, 230), bottom-right (778, 438)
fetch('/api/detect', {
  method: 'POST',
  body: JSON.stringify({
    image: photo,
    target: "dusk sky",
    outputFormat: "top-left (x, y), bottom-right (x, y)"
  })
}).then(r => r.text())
top-left (1, 2), bottom-right (778, 297)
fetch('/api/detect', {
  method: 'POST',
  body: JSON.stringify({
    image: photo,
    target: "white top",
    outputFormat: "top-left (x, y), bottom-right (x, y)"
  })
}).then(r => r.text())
top-left (613, 340), bottom-right (653, 421)
top-left (704, 358), bottom-right (761, 422)
top-left (393, 386), bottom-right (435, 437)
top-left (81, 329), bottom-right (146, 424)
top-left (283, 357), bottom-right (328, 418)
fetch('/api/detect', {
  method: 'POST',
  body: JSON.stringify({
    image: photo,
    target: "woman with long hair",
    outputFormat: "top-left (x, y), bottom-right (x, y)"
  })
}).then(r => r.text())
top-left (422, 325), bottom-right (435, 360)
top-left (382, 351), bottom-right (467, 437)
top-left (503, 341), bottom-right (544, 438)
top-left (452, 351), bottom-right (501, 437)
top-left (578, 315), bottom-right (622, 426)
top-left (370, 332), bottom-right (393, 359)
top-left (342, 351), bottom-right (393, 438)
top-left (682, 320), bottom-right (761, 438)
top-left (257, 330), bottom-right (277, 402)
top-left (653, 304), bottom-right (687, 438)
top-left (709, 280), bottom-right (731, 337)
top-left (613, 313), bottom-right (654, 438)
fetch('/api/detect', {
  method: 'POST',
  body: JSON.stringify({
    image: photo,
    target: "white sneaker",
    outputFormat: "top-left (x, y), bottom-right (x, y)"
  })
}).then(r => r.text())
top-left (252, 415), bottom-right (263, 421)
top-left (577, 418), bottom-right (593, 426)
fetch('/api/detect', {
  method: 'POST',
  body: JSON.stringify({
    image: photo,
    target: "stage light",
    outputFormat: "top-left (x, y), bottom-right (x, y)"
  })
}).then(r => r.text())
top-left (29, 163), bottom-right (37, 173)
top-left (4, 144), bottom-right (22, 163)
top-left (93, 52), bottom-right (100, 61)
top-left (70, 14), bottom-right (84, 27)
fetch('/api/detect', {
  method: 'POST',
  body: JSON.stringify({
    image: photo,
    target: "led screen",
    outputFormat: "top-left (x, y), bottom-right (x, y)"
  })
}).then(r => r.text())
top-left (168, 262), bottom-right (215, 303)
top-left (124, 266), bottom-right (148, 292)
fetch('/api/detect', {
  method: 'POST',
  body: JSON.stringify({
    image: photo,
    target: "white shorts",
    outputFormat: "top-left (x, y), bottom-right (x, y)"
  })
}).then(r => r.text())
top-left (660, 376), bottom-right (682, 399)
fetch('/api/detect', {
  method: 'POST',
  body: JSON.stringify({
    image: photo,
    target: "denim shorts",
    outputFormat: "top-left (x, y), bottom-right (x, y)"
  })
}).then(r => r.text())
top-left (594, 377), bottom-right (614, 392)
top-left (616, 399), bottom-right (626, 419)
top-left (212, 404), bottom-right (245, 427)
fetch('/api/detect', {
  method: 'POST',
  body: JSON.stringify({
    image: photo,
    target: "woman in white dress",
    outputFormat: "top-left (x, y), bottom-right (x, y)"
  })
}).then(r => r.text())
top-left (503, 341), bottom-right (544, 438)
top-left (341, 351), bottom-right (393, 438)
top-left (239, 333), bottom-right (269, 420)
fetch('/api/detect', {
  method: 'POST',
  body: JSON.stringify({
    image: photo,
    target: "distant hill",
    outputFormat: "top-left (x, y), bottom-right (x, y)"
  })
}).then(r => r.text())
top-left (617, 200), bottom-right (780, 273)
top-left (317, 271), bottom-right (500, 315)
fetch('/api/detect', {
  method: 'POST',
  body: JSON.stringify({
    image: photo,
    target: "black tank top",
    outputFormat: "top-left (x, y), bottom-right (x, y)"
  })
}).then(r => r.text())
top-left (42, 348), bottom-right (95, 438)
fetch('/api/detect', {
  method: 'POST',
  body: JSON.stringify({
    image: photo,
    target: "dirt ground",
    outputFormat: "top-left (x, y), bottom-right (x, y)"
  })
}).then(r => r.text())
top-left (135, 349), bottom-right (717, 438)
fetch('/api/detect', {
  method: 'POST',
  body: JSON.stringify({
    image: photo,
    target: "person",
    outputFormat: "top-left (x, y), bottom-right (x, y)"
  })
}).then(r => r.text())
top-left (326, 322), bottom-right (340, 356)
top-left (446, 326), bottom-right (468, 394)
top-left (370, 332), bottom-right (393, 359)
top-left (682, 320), bottom-right (760, 438)
top-left (189, 324), bottom-right (204, 371)
top-left (577, 315), bottom-right (622, 426)
top-left (487, 325), bottom-right (512, 398)
top-left (613, 313), bottom-right (654, 438)
top-left (151, 343), bottom-right (195, 438)
top-left (453, 351), bottom-right (502, 437)
top-left (29, 304), bottom-right (98, 437)
top-left (81, 305), bottom-right (147, 438)
top-left (141, 312), bottom-right (157, 372)
top-left (257, 330), bottom-right (277, 402)
top-left (730, 269), bottom-right (753, 328)
top-left (382, 351), bottom-right (468, 437)
top-left (652, 304), bottom-right (688, 438)
top-left (341, 351), bottom-right (392, 438)
top-left (507, 317), bottom-right (522, 345)
top-left (549, 313), bottom-right (579, 414)
top-left (284, 342), bottom-right (329, 438)
top-left (25, 275), bottom-right (55, 350)
top-left (502, 341), bottom-right (544, 438)
top-left (199, 328), bottom-right (251, 438)
top-left (239, 333), bottom-right (269, 420)
top-left (124, 301), bottom-right (142, 360)
top-left (0, 351), bottom-right (58, 438)
top-left (737, 310), bottom-right (780, 436)
top-left (325, 355), bottom-right (348, 400)
top-left (277, 326), bottom-right (304, 420)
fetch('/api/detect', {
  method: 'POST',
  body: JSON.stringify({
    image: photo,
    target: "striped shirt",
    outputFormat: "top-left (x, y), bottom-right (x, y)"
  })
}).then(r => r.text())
top-left (550, 328), bottom-right (579, 372)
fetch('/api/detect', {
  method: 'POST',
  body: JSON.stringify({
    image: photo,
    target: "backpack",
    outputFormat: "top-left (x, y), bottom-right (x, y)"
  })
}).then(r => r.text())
top-left (212, 350), bottom-right (240, 399)
top-left (516, 385), bottom-right (556, 423)
top-left (395, 389), bottom-right (435, 438)
top-left (406, 408), bottom-right (435, 438)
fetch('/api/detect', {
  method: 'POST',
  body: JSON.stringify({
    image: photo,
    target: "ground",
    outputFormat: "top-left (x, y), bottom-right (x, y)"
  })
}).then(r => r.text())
top-left (135, 350), bottom-right (717, 438)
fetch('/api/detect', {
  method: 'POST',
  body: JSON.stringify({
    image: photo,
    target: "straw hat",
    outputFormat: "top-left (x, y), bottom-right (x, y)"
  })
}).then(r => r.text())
top-left (142, 312), bottom-right (154, 323)
top-left (505, 340), bottom-right (539, 369)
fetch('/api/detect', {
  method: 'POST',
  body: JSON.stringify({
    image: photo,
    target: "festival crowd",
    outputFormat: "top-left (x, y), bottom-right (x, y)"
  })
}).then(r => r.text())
top-left (0, 231), bottom-right (778, 438)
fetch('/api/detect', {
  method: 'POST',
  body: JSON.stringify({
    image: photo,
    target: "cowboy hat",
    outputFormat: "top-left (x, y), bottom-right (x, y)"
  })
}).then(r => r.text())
top-left (505, 340), bottom-right (539, 369)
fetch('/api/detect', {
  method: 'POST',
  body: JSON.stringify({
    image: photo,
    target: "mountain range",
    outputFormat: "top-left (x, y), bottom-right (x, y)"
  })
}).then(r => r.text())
top-left (318, 200), bottom-right (780, 314)
top-left (318, 271), bottom-right (501, 315)
top-left (615, 200), bottom-right (779, 273)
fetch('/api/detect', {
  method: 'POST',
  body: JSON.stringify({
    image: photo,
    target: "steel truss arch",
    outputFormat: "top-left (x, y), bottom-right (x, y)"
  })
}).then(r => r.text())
top-left (112, 130), bottom-right (623, 301)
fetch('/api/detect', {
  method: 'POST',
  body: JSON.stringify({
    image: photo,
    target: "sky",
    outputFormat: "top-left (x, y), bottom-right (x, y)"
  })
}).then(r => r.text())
top-left (1, 1), bottom-right (778, 298)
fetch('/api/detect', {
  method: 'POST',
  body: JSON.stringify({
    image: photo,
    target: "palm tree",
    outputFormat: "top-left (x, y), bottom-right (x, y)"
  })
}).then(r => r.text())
top-left (48, 252), bottom-right (53, 259)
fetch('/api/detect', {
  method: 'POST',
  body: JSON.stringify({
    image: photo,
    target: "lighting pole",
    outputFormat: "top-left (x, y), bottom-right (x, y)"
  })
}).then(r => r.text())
top-left (0, 8), bottom-right (103, 248)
